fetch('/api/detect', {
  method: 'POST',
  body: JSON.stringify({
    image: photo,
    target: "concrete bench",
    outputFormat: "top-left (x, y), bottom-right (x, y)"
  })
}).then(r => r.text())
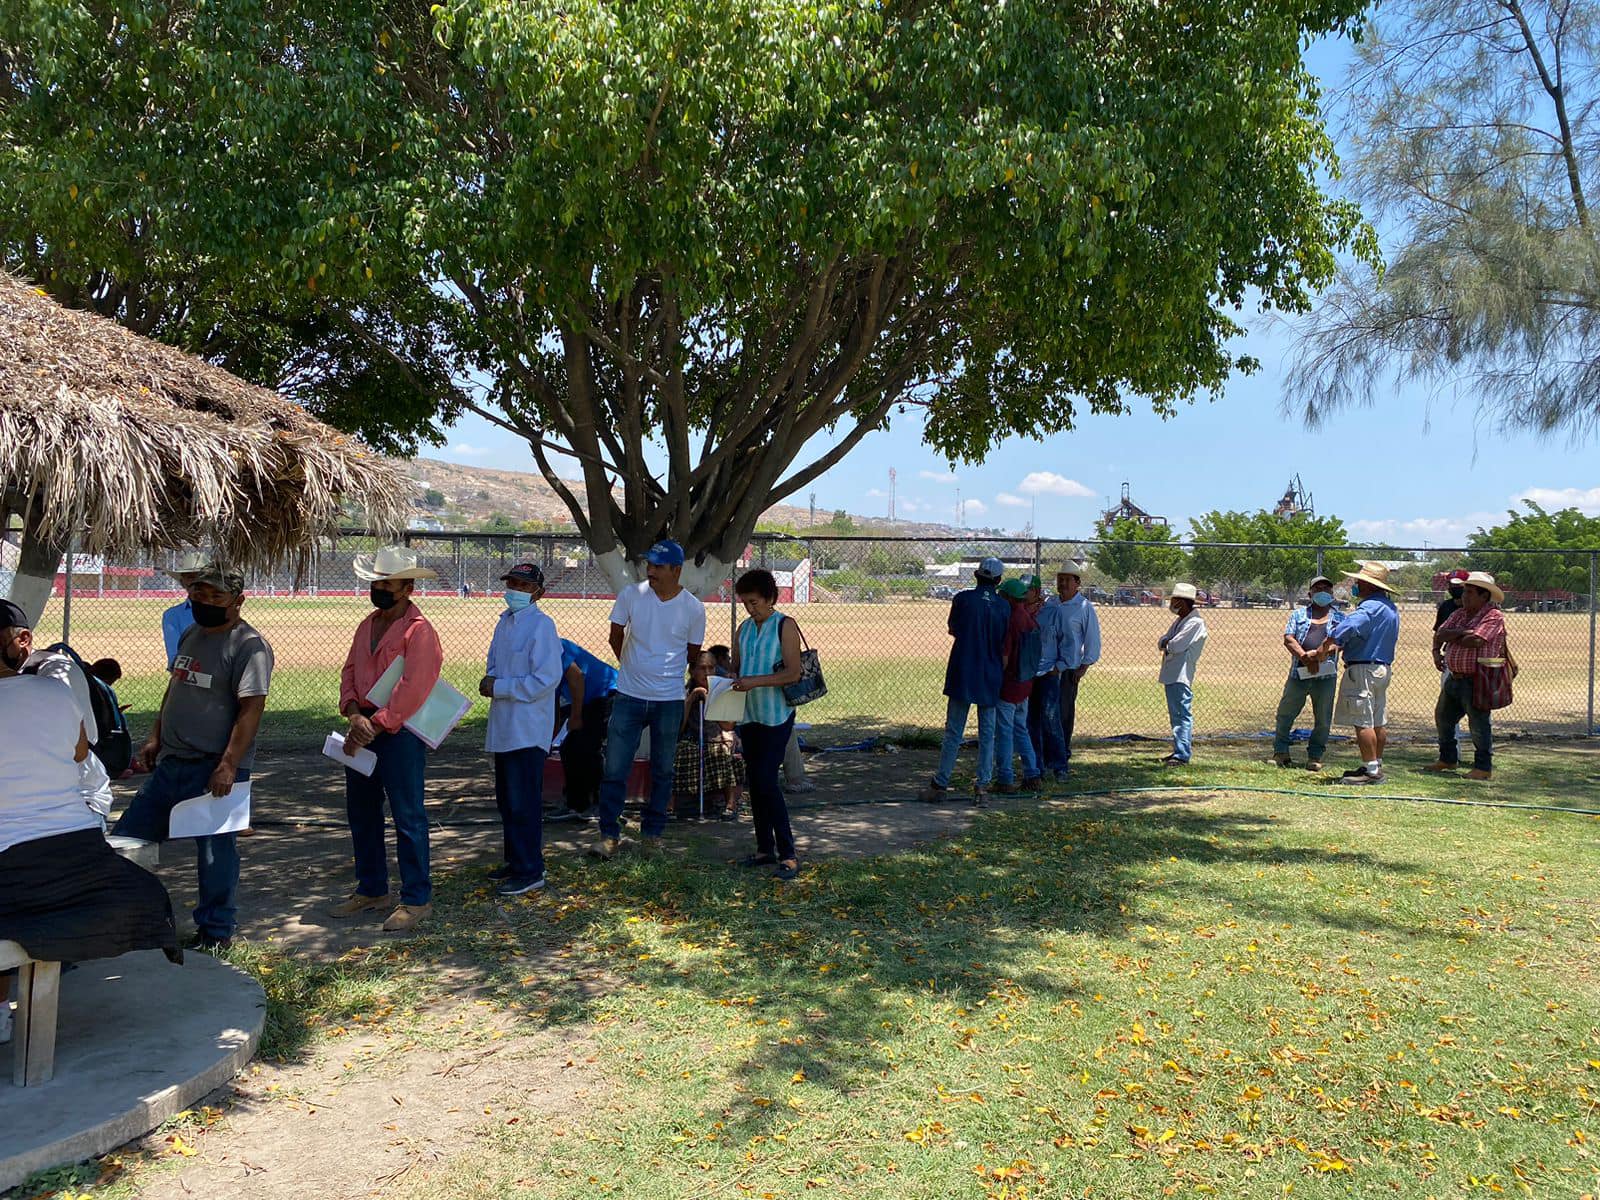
top-left (4, 837), bottom-right (160, 1087)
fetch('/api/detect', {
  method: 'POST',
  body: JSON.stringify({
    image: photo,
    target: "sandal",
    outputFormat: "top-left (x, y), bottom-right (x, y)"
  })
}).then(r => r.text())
top-left (773, 862), bottom-right (800, 882)
top-left (740, 853), bottom-right (778, 868)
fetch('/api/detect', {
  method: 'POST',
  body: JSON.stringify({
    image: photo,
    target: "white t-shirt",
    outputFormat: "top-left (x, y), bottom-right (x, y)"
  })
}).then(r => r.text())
top-left (0, 675), bottom-right (96, 853)
top-left (609, 581), bottom-right (707, 702)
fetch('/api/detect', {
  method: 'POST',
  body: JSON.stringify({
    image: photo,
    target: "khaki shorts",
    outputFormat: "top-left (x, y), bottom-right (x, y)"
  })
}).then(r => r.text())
top-left (1335, 662), bottom-right (1391, 728)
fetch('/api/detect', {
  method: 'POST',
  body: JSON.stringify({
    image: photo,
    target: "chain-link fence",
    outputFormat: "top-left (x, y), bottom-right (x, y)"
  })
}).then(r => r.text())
top-left (12, 533), bottom-right (1598, 748)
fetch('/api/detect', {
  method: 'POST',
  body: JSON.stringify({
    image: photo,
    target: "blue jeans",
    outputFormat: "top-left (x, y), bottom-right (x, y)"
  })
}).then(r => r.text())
top-left (1436, 675), bottom-right (1493, 771)
top-left (740, 715), bottom-right (797, 860)
top-left (933, 697), bottom-right (996, 789)
top-left (598, 693), bottom-right (684, 840)
top-left (344, 727), bottom-right (431, 906)
top-left (1164, 682), bottom-right (1193, 762)
top-left (494, 745), bottom-right (547, 880)
top-left (994, 697), bottom-right (1039, 785)
top-left (113, 755), bottom-right (248, 940)
top-left (1027, 673), bottom-right (1070, 772)
top-left (1273, 675), bottom-right (1336, 762)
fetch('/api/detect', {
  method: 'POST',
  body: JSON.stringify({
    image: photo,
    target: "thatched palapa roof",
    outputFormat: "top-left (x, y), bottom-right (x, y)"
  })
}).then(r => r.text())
top-left (0, 272), bottom-right (405, 569)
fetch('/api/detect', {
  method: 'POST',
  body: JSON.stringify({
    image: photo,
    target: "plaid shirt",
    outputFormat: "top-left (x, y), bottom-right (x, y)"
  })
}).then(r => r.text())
top-left (1440, 605), bottom-right (1507, 676)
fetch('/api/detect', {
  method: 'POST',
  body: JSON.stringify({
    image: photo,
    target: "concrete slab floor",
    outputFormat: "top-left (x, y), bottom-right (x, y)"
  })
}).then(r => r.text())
top-left (0, 950), bottom-right (264, 1192)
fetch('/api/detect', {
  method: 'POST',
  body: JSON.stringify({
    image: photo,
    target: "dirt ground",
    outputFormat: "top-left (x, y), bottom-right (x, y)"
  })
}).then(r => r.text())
top-left (91, 741), bottom-right (980, 1200)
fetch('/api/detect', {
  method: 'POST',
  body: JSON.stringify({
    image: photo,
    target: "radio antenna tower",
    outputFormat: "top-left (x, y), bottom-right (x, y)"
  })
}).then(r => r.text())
top-left (888, 468), bottom-right (897, 524)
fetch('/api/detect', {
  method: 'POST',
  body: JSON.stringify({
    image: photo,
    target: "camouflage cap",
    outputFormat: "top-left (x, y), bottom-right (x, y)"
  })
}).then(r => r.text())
top-left (192, 565), bottom-right (246, 594)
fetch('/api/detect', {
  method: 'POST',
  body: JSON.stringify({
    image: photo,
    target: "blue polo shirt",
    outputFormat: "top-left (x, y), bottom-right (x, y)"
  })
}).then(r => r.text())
top-left (162, 599), bottom-right (195, 668)
top-left (943, 582), bottom-right (1009, 706)
top-left (1329, 593), bottom-right (1400, 664)
top-left (557, 639), bottom-right (618, 706)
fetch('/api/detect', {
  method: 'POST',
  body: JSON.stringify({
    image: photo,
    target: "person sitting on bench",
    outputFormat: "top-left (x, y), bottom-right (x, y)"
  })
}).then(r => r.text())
top-left (0, 599), bottom-right (179, 1043)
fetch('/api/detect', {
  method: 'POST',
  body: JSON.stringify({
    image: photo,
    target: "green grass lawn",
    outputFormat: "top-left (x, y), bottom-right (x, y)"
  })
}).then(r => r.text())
top-left (375, 753), bottom-right (1600, 1198)
top-left (24, 744), bottom-right (1599, 1199)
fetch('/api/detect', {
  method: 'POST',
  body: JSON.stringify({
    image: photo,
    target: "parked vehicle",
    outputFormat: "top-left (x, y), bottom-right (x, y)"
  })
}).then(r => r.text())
top-left (1086, 586), bottom-right (1113, 605)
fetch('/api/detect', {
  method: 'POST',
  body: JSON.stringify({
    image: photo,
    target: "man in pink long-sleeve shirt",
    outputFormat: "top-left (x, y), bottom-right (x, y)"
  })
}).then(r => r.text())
top-left (328, 546), bottom-right (444, 934)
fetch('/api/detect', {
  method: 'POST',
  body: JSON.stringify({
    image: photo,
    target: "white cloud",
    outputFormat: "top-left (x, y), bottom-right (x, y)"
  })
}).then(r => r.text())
top-left (1346, 513), bottom-right (1498, 546)
top-left (1017, 471), bottom-right (1094, 498)
top-left (1514, 486), bottom-right (1600, 515)
top-left (919, 469), bottom-right (958, 483)
top-left (961, 498), bottom-right (989, 518)
top-left (449, 442), bottom-right (490, 457)
top-left (866, 487), bottom-right (889, 499)
top-left (899, 498), bottom-right (925, 514)
top-left (995, 492), bottom-right (1029, 508)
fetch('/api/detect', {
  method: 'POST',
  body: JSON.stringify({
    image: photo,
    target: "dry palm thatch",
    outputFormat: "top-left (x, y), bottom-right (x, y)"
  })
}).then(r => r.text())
top-left (0, 271), bottom-right (406, 571)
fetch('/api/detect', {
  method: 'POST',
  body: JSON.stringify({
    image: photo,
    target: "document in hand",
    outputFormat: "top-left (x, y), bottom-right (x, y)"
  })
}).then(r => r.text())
top-left (365, 656), bottom-right (475, 750)
top-left (169, 781), bottom-right (252, 838)
top-left (323, 731), bottom-right (378, 776)
top-left (704, 675), bottom-right (746, 723)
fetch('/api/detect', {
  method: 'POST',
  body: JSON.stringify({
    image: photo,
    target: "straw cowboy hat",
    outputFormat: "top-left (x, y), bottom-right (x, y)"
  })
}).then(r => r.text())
top-left (1170, 583), bottom-right (1198, 602)
top-left (352, 545), bottom-right (439, 582)
top-left (165, 549), bottom-right (213, 581)
top-left (1461, 570), bottom-right (1505, 604)
top-left (1343, 561), bottom-right (1395, 593)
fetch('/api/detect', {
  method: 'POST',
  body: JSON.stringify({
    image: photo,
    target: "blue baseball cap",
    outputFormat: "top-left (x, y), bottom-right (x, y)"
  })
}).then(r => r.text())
top-left (976, 557), bottom-right (1006, 581)
top-left (644, 540), bottom-right (685, 567)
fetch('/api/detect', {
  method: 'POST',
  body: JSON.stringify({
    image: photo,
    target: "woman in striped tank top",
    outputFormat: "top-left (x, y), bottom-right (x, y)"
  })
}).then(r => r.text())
top-left (731, 570), bottom-right (805, 880)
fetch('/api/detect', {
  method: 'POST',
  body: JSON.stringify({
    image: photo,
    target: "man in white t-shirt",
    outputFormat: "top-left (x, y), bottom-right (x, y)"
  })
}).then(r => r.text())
top-left (590, 540), bottom-right (706, 860)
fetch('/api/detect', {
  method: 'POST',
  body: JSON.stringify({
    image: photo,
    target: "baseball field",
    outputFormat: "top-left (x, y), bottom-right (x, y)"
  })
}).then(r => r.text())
top-left (30, 594), bottom-right (1598, 746)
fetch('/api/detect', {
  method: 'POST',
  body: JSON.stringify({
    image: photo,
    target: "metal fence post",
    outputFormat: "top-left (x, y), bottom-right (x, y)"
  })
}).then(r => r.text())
top-left (1589, 550), bottom-right (1597, 735)
top-left (1315, 546), bottom-right (1324, 580)
top-left (1034, 537), bottom-right (1042, 580)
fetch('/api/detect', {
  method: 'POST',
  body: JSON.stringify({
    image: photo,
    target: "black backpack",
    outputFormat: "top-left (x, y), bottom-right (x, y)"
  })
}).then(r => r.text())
top-left (32, 642), bottom-right (133, 775)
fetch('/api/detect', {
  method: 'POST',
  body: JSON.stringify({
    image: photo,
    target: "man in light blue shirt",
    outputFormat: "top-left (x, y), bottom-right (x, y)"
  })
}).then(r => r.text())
top-left (1029, 563), bottom-right (1102, 780)
top-left (1311, 562), bottom-right (1401, 785)
top-left (161, 551), bottom-right (213, 668)
top-left (481, 562), bottom-right (563, 895)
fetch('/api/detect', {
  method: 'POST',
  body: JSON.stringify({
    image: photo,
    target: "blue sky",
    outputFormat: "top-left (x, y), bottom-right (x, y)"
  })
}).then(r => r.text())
top-left (430, 34), bottom-right (1599, 550)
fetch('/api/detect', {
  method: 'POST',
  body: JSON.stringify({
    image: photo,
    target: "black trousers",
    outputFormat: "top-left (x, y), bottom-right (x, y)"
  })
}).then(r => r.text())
top-left (560, 693), bottom-right (613, 811)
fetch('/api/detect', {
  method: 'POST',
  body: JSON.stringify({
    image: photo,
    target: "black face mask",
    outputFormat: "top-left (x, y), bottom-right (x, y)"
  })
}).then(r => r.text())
top-left (370, 585), bottom-right (401, 610)
top-left (191, 601), bottom-right (232, 628)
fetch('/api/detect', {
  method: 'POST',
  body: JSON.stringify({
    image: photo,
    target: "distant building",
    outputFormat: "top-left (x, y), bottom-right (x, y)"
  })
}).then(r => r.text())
top-left (1098, 482), bottom-right (1168, 531)
top-left (407, 516), bottom-right (446, 533)
top-left (1273, 475), bottom-right (1315, 518)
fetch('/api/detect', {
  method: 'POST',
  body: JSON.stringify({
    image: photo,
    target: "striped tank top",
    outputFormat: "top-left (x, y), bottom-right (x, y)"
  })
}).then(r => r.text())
top-left (737, 612), bottom-right (793, 727)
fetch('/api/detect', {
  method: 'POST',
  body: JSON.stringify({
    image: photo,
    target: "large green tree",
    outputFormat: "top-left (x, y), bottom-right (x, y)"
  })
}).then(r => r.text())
top-left (1189, 509), bottom-right (1354, 596)
top-left (1286, 0), bottom-right (1600, 439)
top-left (2, 0), bottom-right (1371, 593)
top-left (1092, 518), bottom-right (1189, 587)
top-left (1468, 502), bottom-right (1600, 592)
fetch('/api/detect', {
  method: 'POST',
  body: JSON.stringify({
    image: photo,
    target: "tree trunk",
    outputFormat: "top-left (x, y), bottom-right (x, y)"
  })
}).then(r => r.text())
top-left (5, 501), bottom-right (67, 627)
top-left (594, 544), bottom-right (733, 602)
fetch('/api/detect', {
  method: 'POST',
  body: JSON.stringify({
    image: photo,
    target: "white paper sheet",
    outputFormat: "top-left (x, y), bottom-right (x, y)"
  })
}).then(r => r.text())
top-left (168, 781), bottom-right (252, 838)
top-left (704, 675), bottom-right (746, 723)
top-left (364, 655), bottom-right (474, 749)
top-left (1295, 659), bottom-right (1336, 681)
top-left (323, 731), bottom-right (378, 776)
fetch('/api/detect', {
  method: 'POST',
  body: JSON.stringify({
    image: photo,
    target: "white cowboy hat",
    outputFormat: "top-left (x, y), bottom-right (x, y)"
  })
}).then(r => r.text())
top-left (1461, 570), bottom-right (1505, 604)
top-left (1343, 561), bottom-right (1394, 593)
top-left (166, 550), bottom-right (213, 580)
top-left (1057, 561), bottom-right (1085, 579)
top-left (1170, 582), bottom-right (1198, 602)
top-left (352, 545), bottom-right (439, 582)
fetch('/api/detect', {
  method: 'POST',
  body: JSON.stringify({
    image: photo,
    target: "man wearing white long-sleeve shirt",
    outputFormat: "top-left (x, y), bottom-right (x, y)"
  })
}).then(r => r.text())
top-left (1030, 563), bottom-right (1102, 781)
top-left (479, 562), bottom-right (564, 896)
top-left (1157, 583), bottom-right (1208, 765)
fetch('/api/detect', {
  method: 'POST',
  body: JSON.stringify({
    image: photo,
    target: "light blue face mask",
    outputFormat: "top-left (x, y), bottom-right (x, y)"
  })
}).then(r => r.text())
top-left (504, 589), bottom-right (533, 612)
top-left (1311, 590), bottom-right (1334, 607)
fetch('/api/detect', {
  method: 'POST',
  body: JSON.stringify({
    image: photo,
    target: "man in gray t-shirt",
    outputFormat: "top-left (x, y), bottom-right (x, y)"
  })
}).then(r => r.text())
top-left (113, 566), bottom-right (273, 950)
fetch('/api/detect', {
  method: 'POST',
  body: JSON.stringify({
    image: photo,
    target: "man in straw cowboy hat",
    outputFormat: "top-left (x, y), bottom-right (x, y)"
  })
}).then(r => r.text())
top-left (112, 564), bottom-right (274, 951)
top-left (1270, 573), bottom-right (1343, 771)
top-left (1308, 560), bottom-right (1400, 785)
top-left (1157, 583), bottom-right (1208, 765)
top-left (1429, 571), bottom-right (1516, 780)
top-left (329, 545), bottom-right (444, 933)
top-left (162, 550), bottom-right (213, 669)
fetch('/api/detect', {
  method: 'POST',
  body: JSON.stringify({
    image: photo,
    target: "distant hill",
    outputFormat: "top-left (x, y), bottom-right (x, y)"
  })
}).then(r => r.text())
top-left (397, 457), bottom-right (970, 537)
